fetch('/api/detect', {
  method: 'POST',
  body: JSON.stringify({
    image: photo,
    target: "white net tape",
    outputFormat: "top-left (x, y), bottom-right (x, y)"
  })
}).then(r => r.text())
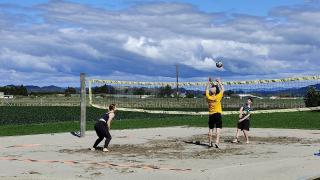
top-left (89, 75), bottom-right (320, 86)
top-left (90, 104), bottom-right (320, 115)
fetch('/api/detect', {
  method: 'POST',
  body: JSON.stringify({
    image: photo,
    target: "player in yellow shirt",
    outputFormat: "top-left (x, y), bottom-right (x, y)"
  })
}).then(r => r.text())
top-left (206, 77), bottom-right (224, 148)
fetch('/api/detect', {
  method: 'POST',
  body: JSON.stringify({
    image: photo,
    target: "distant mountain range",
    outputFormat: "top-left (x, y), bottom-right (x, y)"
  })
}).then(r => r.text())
top-left (236, 83), bottom-right (320, 96)
top-left (25, 85), bottom-right (67, 93)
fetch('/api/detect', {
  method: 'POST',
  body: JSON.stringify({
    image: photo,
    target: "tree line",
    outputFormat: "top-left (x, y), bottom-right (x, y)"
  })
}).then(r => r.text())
top-left (304, 87), bottom-right (320, 107)
top-left (0, 85), bottom-right (77, 97)
top-left (91, 84), bottom-right (199, 98)
top-left (2, 84), bottom-right (319, 106)
top-left (0, 85), bottom-right (28, 96)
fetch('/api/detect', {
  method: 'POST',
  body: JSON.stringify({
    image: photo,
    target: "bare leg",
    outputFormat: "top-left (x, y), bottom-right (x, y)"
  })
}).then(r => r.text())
top-left (208, 129), bottom-right (213, 146)
top-left (236, 129), bottom-right (241, 139)
top-left (215, 128), bottom-right (221, 145)
top-left (243, 130), bottom-right (249, 143)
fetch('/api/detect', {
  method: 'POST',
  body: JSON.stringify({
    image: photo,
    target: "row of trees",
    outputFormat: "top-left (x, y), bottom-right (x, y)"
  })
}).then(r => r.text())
top-left (64, 87), bottom-right (77, 97)
top-left (304, 87), bottom-right (320, 107)
top-left (0, 85), bottom-right (28, 96)
top-left (92, 85), bottom-right (115, 94)
top-left (91, 84), bottom-right (174, 97)
top-left (0, 85), bottom-right (78, 97)
top-left (91, 84), bottom-right (202, 98)
top-left (2, 84), bottom-right (319, 104)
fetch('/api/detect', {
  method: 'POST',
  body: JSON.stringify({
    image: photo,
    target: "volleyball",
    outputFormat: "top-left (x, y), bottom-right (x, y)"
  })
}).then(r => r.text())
top-left (216, 61), bottom-right (223, 68)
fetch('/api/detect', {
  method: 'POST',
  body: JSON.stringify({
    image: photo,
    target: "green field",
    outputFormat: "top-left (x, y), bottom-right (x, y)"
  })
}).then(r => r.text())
top-left (0, 106), bottom-right (319, 136)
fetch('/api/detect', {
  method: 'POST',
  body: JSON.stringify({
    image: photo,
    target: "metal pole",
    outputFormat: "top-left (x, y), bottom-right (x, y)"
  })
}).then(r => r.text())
top-left (80, 73), bottom-right (86, 137)
top-left (176, 64), bottom-right (179, 100)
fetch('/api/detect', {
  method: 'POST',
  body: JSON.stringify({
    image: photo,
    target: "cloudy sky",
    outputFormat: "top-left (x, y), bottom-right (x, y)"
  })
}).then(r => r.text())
top-left (0, 0), bottom-right (320, 86)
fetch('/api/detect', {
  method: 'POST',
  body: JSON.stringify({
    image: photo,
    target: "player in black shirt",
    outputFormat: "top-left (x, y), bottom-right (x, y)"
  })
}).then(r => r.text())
top-left (91, 104), bottom-right (116, 152)
top-left (232, 98), bottom-right (253, 144)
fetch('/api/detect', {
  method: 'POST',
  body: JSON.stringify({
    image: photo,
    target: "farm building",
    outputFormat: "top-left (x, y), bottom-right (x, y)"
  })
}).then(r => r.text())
top-left (0, 92), bottom-right (13, 99)
top-left (233, 93), bottom-right (263, 99)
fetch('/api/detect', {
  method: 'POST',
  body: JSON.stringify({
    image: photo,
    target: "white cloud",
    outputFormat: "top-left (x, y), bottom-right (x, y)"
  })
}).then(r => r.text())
top-left (0, 1), bottom-right (320, 86)
top-left (123, 36), bottom-right (162, 59)
top-left (182, 56), bottom-right (217, 72)
top-left (0, 48), bottom-right (57, 72)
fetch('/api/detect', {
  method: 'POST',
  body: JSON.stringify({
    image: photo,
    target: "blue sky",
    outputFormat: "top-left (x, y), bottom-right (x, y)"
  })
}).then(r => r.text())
top-left (0, 0), bottom-right (320, 86)
top-left (0, 0), bottom-right (306, 15)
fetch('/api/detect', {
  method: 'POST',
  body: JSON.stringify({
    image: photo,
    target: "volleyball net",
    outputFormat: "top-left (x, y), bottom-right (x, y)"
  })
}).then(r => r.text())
top-left (88, 75), bottom-right (320, 115)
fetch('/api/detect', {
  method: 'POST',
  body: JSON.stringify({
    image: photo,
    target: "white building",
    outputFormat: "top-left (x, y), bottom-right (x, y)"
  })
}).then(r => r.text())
top-left (0, 92), bottom-right (13, 99)
top-left (269, 96), bottom-right (278, 99)
top-left (270, 96), bottom-right (298, 100)
top-left (3, 95), bottom-right (13, 99)
top-left (235, 94), bottom-right (263, 99)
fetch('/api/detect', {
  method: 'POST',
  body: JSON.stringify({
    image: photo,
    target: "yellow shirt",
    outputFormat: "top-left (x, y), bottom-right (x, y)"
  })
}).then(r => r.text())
top-left (206, 90), bottom-right (223, 114)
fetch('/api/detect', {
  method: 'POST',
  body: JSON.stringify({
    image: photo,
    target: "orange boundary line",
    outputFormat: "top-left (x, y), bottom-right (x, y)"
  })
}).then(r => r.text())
top-left (6, 144), bottom-right (41, 148)
top-left (0, 156), bottom-right (191, 172)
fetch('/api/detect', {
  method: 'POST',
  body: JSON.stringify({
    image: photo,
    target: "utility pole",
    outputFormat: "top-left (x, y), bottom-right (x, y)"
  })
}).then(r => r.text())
top-left (176, 64), bottom-right (179, 101)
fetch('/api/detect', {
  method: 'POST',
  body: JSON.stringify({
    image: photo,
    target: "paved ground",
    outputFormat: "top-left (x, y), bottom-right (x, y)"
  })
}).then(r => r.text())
top-left (0, 127), bottom-right (319, 180)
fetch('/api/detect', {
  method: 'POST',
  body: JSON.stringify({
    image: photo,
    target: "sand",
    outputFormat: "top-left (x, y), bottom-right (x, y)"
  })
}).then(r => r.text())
top-left (0, 127), bottom-right (319, 180)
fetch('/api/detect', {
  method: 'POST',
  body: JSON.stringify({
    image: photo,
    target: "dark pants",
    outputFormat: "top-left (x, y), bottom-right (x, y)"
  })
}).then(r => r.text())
top-left (93, 121), bottom-right (112, 148)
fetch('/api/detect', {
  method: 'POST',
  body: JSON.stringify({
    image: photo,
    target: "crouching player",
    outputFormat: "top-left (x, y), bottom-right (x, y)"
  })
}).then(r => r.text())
top-left (91, 104), bottom-right (116, 152)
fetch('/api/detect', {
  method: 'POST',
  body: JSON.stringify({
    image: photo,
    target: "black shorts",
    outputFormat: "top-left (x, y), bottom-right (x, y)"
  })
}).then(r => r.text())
top-left (208, 113), bottom-right (222, 129)
top-left (238, 119), bottom-right (250, 131)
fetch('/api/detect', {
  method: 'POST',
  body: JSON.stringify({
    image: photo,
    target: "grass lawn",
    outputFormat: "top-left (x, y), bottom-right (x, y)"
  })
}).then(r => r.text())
top-left (0, 111), bottom-right (319, 136)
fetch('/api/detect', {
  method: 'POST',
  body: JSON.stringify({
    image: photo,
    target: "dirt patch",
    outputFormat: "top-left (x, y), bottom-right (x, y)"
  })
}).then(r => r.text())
top-left (59, 136), bottom-right (242, 159)
top-left (59, 134), bottom-right (319, 160)
top-left (190, 134), bottom-right (308, 144)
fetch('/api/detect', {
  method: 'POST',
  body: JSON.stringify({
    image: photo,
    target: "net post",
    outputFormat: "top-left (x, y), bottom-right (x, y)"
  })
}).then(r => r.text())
top-left (80, 73), bottom-right (86, 137)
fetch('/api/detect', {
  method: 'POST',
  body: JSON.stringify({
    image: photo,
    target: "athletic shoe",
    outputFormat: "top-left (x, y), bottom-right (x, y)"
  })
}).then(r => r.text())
top-left (232, 139), bottom-right (239, 143)
top-left (215, 144), bottom-right (219, 148)
top-left (103, 148), bottom-right (109, 152)
top-left (246, 141), bottom-right (250, 144)
top-left (70, 131), bottom-right (81, 138)
top-left (90, 147), bottom-right (95, 151)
